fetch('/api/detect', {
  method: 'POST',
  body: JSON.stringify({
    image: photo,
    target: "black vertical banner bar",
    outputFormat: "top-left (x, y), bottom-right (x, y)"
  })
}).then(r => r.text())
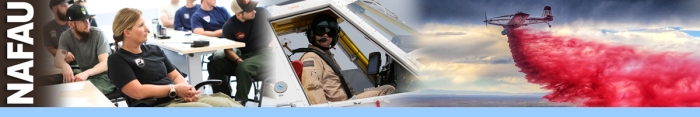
top-left (1, 0), bottom-right (54, 107)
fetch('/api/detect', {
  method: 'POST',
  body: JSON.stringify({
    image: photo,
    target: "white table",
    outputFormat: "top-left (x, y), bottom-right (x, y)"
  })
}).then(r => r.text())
top-left (42, 81), bottom-right (115, 107)
top-left (146, 29), bottom-right (245, 85)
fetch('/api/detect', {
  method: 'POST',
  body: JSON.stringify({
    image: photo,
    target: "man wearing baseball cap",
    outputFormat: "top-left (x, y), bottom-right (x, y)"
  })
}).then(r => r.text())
top-left (208, 0), bottom-right (272, 105)
top-left (72, 0), bottom-right (99, 27)
top-left (52, 4), bottom-right (116, 95)
top-left (45, 0), bottom-right (80, 69)
top-left (190, 0), bottom-right (231, 37)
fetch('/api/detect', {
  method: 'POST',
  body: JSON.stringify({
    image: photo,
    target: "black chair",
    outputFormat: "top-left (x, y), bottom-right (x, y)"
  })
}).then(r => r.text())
top-left (228, 74), bottom-right (267, 107)
top-left (250, 72), bottom-right (270, 107)
top-left (106, 90), bottom-right (125, 107)
top-left (202, 54), bottom-right (212, 71)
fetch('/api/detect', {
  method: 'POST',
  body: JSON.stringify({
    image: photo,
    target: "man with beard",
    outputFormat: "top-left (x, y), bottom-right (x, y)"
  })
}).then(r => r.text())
top-left (44, 0), bottom-right (81, 73)
top-left (52, 4), bottom-right (116, 95)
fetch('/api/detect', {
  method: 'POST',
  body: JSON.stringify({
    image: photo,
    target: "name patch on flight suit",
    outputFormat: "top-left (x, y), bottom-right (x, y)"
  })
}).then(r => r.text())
top-left (303, 60), bottom-right (314, 67)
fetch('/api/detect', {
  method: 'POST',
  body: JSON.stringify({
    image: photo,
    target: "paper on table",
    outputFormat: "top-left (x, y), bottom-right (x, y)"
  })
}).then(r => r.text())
top-left (57, 82), bottom-right (85, 91)
top-left (57, 98), bottom-right (91, 107)
top-left (42, 82), bottom-right (92, 107)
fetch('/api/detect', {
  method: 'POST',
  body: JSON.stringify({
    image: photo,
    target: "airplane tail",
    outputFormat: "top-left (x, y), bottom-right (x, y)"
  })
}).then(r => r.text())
top-left (542, 6), bottom-right (552, 18)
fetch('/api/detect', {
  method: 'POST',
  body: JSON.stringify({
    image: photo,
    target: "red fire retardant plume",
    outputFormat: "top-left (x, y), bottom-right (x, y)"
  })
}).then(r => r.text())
top-left (506, 28), bottom-right (700, 107)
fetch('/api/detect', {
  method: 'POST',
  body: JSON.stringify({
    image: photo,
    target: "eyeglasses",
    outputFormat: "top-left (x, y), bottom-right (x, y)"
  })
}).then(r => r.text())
top-left (312, 21), bottom-right (338, 37)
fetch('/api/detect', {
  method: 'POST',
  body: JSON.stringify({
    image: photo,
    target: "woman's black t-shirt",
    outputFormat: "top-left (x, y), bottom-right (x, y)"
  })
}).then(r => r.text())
top-left (108, 44), bottom-right (176, 104)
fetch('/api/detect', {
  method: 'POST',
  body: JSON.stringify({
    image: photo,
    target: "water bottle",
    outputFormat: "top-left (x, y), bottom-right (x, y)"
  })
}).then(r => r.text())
top-left (157, 24), bottom-right (162, 36)
top-left (151, 19), bottom-right (159, 37)
top-left (160, 26), bottom-right (167, 36)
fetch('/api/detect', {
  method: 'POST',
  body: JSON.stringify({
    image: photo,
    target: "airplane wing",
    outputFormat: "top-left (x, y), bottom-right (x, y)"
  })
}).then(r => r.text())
top-left (486, 22), bottom-right (507, 26)
top-left (485, 19), bottom-right (508, 26)
top-left (523, 17), bottom-right (552, 25)
top-left (484, 6), bottom-right (552, 29)
top-left (506, 13), bottom-right (530, 26)
top-left (484, 12), bottom-right (514, 26)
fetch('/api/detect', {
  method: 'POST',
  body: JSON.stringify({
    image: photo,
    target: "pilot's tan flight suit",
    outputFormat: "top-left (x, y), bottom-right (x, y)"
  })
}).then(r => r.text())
top-left (300, 44), bottom-right (396, 105)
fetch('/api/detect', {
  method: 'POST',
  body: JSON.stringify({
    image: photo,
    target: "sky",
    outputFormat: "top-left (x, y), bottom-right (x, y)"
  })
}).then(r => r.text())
top-left (414, 0), bottom-right (700, 93)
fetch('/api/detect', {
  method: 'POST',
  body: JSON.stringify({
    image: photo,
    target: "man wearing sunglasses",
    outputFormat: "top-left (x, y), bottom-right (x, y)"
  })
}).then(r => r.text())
top-left (215, 0), bottom-right (273, 105)
top-left (299, 14), bottom-right (396, 105)
top-left (51, 4), bottom-right (117, 95)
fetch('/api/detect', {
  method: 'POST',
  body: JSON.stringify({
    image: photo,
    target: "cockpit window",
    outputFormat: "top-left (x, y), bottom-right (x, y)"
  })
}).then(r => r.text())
top-left (346, 2), bottom-right (421, 53)
top-left (391, 35), bottom-right (419, 53)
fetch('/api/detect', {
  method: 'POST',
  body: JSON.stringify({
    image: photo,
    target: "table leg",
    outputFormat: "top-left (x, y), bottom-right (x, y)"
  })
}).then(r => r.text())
top-left (186, 53), bottom-right (207, 86)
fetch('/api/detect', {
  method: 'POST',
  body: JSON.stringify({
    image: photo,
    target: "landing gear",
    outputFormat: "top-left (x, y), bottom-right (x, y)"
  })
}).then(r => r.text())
top-left (501, 29), bottom-right (509, 35)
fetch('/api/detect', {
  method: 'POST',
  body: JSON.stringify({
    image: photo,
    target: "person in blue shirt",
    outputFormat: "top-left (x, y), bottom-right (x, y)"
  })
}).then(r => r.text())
top-left (173, 0), bottom-right (200, 31)
top-left (190, 0), bottom-right (230, 37)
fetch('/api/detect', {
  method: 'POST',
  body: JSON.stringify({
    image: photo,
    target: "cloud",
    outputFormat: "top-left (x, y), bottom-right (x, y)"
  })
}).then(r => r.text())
top-left (544, 20), bottom-right (700, 53)
top-left (497, 77), bottom-right (527, 84)
top-left (419, 0), bottom-right (700, 27)
top-left (414, 20), bottom-right (700, 93)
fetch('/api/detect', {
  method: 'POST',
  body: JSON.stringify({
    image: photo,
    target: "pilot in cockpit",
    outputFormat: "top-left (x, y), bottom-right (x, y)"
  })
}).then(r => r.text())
top-left (298, 13), bottom-right (396, 105)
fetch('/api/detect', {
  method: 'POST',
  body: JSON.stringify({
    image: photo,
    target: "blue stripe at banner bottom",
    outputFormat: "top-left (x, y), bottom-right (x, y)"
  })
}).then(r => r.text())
top-left (0, 107), bottom-right (698, 117)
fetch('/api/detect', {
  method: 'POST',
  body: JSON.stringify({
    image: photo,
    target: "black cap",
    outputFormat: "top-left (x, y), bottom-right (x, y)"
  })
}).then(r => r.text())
top-left (231, 0), bottom-right (259, 13)
top-left (65, 4), bottom-right (94, 21)
top-left (49, 0), bottom-right (69, 8)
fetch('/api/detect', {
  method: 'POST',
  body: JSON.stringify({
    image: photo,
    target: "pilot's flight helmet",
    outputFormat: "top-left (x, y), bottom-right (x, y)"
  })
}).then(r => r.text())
top-left (306, 13), bottom-right (340, 50)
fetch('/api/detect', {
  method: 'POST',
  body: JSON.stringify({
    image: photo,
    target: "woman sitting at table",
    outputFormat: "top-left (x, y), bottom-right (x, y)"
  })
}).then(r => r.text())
top-left (107, 7), bottom-right (242, 107)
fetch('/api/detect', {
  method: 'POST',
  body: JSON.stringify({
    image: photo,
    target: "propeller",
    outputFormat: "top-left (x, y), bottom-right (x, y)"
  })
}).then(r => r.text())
top-left (483, 11), bottom-right (488, 26)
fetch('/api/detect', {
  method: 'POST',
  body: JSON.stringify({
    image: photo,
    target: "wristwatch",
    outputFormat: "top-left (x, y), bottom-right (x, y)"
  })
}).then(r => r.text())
top-left (169, 84), bottom-right (177, 98)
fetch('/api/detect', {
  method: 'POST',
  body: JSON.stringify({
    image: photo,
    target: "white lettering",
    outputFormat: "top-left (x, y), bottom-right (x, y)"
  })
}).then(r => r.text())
top-left (7, 60), bottom-right (33, 82)
top-left (7, 43), bottom-right (33, 59)
top-left (7, 84), bottom-right (33, 104)
top-left (6, 22), bottom-right (34, 45)
top-left (6, 2), bottom-right (33, 23)
top-left (5, 1), bottom-right (35, 105)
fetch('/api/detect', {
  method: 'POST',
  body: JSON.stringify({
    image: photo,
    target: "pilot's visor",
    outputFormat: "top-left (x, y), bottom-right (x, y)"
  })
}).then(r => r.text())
top-left (313, 21), bottom-right (338, 37)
